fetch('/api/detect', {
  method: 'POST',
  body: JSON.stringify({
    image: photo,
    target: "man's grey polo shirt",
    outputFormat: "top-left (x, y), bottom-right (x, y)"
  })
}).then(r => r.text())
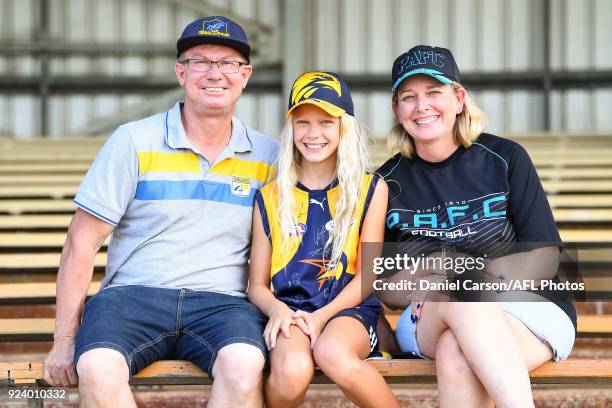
top-left (74, 102), bottom-right (279, 296)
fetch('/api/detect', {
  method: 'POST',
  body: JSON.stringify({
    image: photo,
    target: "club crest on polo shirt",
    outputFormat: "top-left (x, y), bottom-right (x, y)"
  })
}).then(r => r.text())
top-left (231, 176), bottom-right (251, 197)
top-left (291, 72), bottom-right (342, 105)
top-left (199, 18), bottom-right (231, 37)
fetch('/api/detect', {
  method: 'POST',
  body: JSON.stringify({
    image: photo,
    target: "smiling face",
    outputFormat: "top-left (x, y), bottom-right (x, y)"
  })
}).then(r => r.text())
top-left (292, 104), bottom-right (341, 166)
top-left (175, 44), bottom-right (252, 114)
top-left (392, 75), bottom-right (465, 150)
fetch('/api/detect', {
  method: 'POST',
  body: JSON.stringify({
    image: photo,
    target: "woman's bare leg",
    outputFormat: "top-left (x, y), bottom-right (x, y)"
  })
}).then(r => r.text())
top-left (414, 302), bottom-right (536, 408)
top-left (435, 310), bottom-right (554, 408)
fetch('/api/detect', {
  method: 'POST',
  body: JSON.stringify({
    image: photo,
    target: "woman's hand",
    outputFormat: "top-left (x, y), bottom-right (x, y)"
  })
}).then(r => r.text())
top-left (293, 310), bottom-right (326, 348)
top-left (264, 301), bottom-right (296, 350)
top-left (407, 273), bottom-right (449, 321)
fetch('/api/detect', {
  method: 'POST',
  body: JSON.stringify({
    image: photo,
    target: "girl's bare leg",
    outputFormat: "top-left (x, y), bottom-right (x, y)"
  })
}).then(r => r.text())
top-left (265, 325), bottom-right (315, 408)
top-left (313, 316), bottom-right (399, 408)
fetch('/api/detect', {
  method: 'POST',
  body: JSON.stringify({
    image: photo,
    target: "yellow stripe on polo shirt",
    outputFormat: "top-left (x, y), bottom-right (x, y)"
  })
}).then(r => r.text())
top-left (138, 152), bottom-right (200, 174)
top-left (211, 158), bottom-right (275, 183)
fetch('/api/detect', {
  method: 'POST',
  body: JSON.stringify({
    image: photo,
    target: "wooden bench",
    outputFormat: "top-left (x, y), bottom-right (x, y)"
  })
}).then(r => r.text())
top-left (4, 181), bottom-right (612, 198)
top-left (536, 168), bottom-right (612, 179)
top-left (3, 358), bottom-right (611, 387)
top-left (0, 252), bottom-right (106, 270)
top-left (2, 210), bottom-right (612, 230)
top-left (2, 163), bottom-right (611, 178)
top-left (0, 229), bottom-right (610, 247)
top-left (2, 313), bottom-right (611, 386)
top-left (0, 199), bottom-right (76, 215)
top-left (0, 282), bottom-right (100, 305)
top-left (0, 164), bottom-right (91, 174)
top-left (0, 175), bottom-right (84, 185)
top-left (548, 195), bottom-right (612, 208)
top-left (1, 314), bottom-right (608, 342)
top-left (0, 135), bottom-right (610, 400)
top-left (0, 215), bottom-right (73, 229)
top-left (0, 171), bottom-right (612, 186)
top-left (0, 263), bottom-right (608, 296)
top-left (0, 230), bottom-right (612, 249)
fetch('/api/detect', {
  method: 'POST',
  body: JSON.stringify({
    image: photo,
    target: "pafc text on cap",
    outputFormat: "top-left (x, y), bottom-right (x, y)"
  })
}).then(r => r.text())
top-left (392, 45), bottom-right (460, 92)
top-left (177, 16), bottom-right (251, 61)
top-left (287, 72), bottom-right (354, 118)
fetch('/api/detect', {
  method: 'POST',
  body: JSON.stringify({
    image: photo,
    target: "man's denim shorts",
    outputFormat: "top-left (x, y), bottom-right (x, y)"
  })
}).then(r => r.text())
top-left (74, 285), bottom-right (267, 378)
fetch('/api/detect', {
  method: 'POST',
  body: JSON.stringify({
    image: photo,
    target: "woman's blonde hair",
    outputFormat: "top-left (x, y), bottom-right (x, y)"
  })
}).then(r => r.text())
top-left (388, 81), bottom-right (487, 158)
top-left (274, 112), bottom-right (372, 268)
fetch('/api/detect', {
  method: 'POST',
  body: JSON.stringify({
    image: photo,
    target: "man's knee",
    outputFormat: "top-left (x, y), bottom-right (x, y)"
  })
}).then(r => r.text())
top-left (76, 348), bottom-right (130, 389)
top-left (212, 343), bottom-right (265, 391)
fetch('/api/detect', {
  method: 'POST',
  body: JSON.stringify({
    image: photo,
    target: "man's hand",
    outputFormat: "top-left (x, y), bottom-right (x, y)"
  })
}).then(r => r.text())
top-left (43, 336), bottom-right (78, 387)
top-left (45, 209), bottom-right (113, 387)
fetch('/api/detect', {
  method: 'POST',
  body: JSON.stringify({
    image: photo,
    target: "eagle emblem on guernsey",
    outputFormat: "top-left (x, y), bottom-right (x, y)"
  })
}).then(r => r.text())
top-left (290, 72), bottom-right (342, 105)
top-left (299, 252), bottom-right (348, 290)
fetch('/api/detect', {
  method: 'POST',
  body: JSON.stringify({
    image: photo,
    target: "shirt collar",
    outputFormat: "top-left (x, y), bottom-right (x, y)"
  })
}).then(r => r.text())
top-left (228, 117), bottom-right (253, 153)
top-left (164, 102), bottom-right (253, 153)
top-left (164, 102), bottom-right (191, 150)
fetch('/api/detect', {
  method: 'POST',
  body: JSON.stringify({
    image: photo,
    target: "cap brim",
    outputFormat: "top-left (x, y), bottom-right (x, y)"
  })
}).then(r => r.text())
top-left (392, 68), bottom-right (452, 92)
top-left (286, 100), bottom-right (346, 118)
top-left (177, 36), bottom-right (251, 61)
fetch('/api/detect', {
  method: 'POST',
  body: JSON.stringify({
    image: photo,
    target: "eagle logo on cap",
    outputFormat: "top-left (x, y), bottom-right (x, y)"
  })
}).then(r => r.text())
top-left (291, 72), bottom-right (342, 105)
top-left (199, 18), bottom-right (230, 37)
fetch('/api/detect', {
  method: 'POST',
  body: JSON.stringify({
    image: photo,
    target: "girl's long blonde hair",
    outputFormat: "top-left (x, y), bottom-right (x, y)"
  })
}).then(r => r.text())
top-left (274, 112), bottom-right (372, 268)
top-left (388, 81), bottom-right (487, 157)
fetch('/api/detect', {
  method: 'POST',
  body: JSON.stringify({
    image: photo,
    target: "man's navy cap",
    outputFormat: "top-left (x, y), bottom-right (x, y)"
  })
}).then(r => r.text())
top-left (392, 45), bottom-right (460, 92)
top-left (287, 71), bottom-right (354, 118)
top-left (177, 16), bottom-right (251, 61)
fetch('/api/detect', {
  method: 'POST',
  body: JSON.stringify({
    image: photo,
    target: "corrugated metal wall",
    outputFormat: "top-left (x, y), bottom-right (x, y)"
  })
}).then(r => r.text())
top-left (0, 0), bottom-right (283, 138)
top-left (304, 0), bottom-right (612, 135)
top-left (0, 0), bottom-right (611, 138)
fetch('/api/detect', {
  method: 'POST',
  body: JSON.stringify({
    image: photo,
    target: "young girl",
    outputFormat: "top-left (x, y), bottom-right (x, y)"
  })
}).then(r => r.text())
top-left (248, 71), bottom-right (398, 408)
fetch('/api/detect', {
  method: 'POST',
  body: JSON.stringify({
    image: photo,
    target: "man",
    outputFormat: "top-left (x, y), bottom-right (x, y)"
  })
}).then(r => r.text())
top-left (43, 16), bottom-right (279, 407)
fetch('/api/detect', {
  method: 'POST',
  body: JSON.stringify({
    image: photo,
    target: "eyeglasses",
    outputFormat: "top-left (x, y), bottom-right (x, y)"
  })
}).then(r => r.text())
top-left (179, 59), bottom-right (248, 74)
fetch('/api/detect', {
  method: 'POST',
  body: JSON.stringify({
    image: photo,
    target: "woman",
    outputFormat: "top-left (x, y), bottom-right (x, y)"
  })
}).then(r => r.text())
top-left (248, 71), bottom-right (398, 407)
top-left (376, 45), bottom-right (576, 407)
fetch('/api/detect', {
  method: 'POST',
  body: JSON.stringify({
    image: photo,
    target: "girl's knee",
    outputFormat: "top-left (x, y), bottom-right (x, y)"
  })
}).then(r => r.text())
top-left (313, 337), bottom-right (362, 380)
top-left (313, 336), bottom-right (343, 368)
top-left (268, 351), bottom-right (314, 394)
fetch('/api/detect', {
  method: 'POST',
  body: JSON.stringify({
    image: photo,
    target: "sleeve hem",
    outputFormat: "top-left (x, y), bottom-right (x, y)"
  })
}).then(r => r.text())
top-left (359, 174), bottom-right (380, 232)
top-left (73, 198), bottom-right (119, 226)
top-left (254, 190), bottom-right (272, 242)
